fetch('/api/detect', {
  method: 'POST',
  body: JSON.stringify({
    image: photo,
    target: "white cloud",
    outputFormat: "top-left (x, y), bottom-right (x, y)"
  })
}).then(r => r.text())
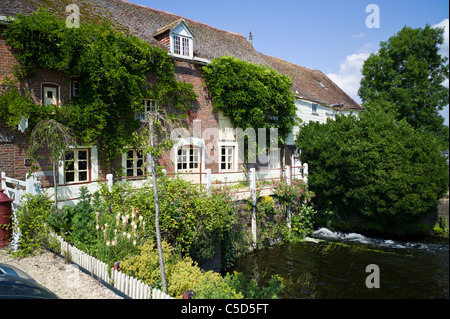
top-left (432, 18), bottom-right (449, 58)
top-left (432, 19), bottom-right (449, 126)
top-left (352, 32), bottom-right (367, 39)
top-left (327, 52), bottom-right (370, 104)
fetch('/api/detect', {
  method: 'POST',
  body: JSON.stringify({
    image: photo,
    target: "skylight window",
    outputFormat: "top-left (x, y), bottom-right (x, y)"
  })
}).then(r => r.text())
top-left (318, 81), bottom-right (327, 89)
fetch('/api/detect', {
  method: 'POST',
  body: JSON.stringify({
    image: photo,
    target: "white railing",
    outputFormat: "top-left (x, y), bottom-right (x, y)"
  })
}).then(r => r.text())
top-left (52, 233), bottom-right (173, 299)
top-left (0, 172), bottom-right (40, 213)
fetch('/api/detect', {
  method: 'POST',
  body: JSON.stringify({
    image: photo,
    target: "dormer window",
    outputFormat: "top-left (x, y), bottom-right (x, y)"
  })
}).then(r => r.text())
top-left (154, 19), bottom-right (194, 60)
top-left (170, 22), bottom-right (193, 59)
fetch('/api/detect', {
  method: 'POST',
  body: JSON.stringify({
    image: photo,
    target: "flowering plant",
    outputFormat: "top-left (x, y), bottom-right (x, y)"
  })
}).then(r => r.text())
top-left (273, 179), bottom-right (315, 205)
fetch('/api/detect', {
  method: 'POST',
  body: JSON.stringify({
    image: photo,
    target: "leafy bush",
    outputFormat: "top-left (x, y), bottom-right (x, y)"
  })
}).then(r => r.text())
top-left (14, 193), bottom-right (53, 256)
top-left (296, 104), bottom-right (449, 236)
top-left (120, 239), bottom-right (222, 298)
top-left (282, 205), bottom-right (316, 243)
top-left (273, 179), bottom-right (315, 205)
top-left (120, 239), bottom-right (284, 299)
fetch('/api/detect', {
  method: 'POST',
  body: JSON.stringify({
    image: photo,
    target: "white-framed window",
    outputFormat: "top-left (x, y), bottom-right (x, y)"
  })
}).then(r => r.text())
top-left (170, 21), bottom-right (194, 59)
top-left (177, 145), bottom-right (200, 172)
top-left (220, 146), bottom-right (234, 171)
top-left (70, 77), bottom-right (79, 98)
top-left (182, 37), bottom-right (190, 56)
top-left (125, 149), bottom-right (146, 177)
top-left (64, 149), bottom-right (90, 183)
top-left (136, 99), bottom-right (157, 121)
top-left (173, 35), bottom-right (191, 57)
top-left (42, 83), bottom-right (60, 107)
top-left (312, 103), bottom-right (318, 115)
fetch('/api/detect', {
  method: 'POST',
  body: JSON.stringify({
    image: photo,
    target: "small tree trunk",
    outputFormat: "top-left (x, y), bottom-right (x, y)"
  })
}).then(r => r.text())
top-left (52, 160), bottom-right (58, 214)
top-left (149, 118), bottom-right (167, 293)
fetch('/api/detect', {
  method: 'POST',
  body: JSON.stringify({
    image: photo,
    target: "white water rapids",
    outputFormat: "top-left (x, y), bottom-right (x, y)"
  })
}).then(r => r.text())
top-left (312, 227), bottom-right (449, 253)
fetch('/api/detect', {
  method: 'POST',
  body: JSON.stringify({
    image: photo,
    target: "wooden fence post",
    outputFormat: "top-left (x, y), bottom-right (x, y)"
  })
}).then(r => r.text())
top-left (303, 163), bottom-right (308, 185)
top-left (206, 169), bottom-right (212, 196)
top-left (106, 174), bottom-right (113, 192)
top-left (285, 166), bottom-right (292, 232)
top-left (250, 168), bottom-right (257, 245)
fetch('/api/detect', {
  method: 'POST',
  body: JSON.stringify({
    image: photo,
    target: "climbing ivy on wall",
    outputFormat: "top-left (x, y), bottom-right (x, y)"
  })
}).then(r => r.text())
top-left (202, 56), bottom-right (299, 146)
top-left (1, 7), bottom-right (196, 168)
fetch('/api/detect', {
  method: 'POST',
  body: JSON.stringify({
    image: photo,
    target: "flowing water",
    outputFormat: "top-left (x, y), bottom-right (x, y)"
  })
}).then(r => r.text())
top-left (229, 228), bottom-right (449, 299)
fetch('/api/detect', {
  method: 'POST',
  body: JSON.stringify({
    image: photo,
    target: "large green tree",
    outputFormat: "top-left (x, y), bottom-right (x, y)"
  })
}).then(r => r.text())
top-left (358, 25), bottom-right (449, 145)
top-left (296, 104), bottom-right (448, 236)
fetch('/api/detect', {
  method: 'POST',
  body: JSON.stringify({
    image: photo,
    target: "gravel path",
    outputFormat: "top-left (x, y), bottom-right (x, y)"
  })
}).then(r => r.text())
top-left (0, 248), bottom-right (123, 299)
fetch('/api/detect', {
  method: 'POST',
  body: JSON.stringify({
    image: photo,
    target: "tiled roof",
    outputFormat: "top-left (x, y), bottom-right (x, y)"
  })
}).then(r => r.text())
top-left (264, 55), bottom-right (362, 110)
top-left (0, 0), bottom-right (361, 110)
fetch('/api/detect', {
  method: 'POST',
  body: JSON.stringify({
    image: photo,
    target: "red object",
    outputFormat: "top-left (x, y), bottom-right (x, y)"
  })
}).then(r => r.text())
top-left (0, 189), bottom-right (14, 248)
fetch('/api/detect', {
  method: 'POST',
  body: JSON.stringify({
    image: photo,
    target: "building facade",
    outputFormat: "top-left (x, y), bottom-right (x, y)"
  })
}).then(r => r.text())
top-left (0, 0), bottom-right (362, 202)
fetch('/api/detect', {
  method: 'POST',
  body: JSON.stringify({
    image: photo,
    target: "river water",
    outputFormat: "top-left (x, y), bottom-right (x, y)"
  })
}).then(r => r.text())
top-left (229, 228), bottom-right (449, 299)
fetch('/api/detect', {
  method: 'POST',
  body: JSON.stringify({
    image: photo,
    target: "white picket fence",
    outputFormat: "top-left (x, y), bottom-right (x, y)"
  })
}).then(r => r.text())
top-left (52, 233), bottom-right (173, 299)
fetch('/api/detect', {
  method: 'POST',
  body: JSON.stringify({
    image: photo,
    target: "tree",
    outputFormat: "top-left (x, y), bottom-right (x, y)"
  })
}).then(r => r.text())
top-left (358, 25), bottom-right (449, 145)
top-left (132, 108), bottom-right (187, 294)
top-left (27, 119), bottom-right (76, 213)
top-left (296, 104), bottom-right (449, 236)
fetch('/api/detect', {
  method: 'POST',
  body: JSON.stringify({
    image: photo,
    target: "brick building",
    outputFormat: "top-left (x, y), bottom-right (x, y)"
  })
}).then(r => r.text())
top-left (0, 0), bottom-right (361, 201)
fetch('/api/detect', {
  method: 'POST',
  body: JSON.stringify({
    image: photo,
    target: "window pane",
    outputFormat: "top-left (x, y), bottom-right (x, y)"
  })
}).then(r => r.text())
top-left (127, 159), bottom-right (133, 169)
top-left (182, 37), bottom-right (190, 56)
top-left (66, 161), bottom-right (74, 171)
top-left (127, 169), bottom-right (134, 177)
top-left (78, 160), bottom-right (87, 171)
top-left (78, 150), bottom-right (87, 160)
top-left (79, 171), bottom-right (87, 181)
top-left (65, 172), bottom-right (74, 183)
top-left (65, 151), bottom-right (74, 161)
top-left (174, 36), bottom-right (180, 55)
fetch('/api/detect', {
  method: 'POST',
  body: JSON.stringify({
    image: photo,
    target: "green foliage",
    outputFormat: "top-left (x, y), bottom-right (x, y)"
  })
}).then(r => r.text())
top-left (0, 77), bottom-right (39, 129)
top-left (195, 271), bottom-right (284, 299)
top-left (120, 239), bottom-right (222, 298)
top-left (202, 56), bottom-right (299, 146)
top-left (282, 205), bottom-right (316, 243)
top-left (46, 203), bottom-right (75, 238)
top-left (120, 239), bottom-right (284, 299)
top-left (273, 178), bottom-right (315, 205)
top-left (14, 193), bottom-right (53, 256)
top-left (3, 8), bottom-right (196, 166)
top-left (296, 104), bottom-right (449, 236)
top-left (358, 25), bottom-right (449, 147)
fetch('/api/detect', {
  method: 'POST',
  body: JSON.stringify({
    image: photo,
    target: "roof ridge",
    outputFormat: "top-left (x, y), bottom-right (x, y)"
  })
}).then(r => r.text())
top-left (117, 0), bottom-right (245, 39)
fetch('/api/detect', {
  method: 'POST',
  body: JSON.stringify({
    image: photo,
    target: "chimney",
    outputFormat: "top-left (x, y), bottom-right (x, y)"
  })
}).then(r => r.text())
top-left (249, 31), bottom-right (253, 46)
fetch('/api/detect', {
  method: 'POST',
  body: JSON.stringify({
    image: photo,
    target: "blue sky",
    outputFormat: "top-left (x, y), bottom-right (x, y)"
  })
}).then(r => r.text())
top-left (130, 0), bottom-right (449, 125)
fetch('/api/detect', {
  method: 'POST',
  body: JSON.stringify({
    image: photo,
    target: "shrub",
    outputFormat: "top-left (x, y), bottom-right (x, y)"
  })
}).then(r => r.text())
top-left (273, 179), bottom-right (315, 206)
top-left (296, 104), bottom-right (449, 236)
top-left (14, 193), bottom-right (53, 256)
top-left (119, 239), bottom-right (222, 299)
